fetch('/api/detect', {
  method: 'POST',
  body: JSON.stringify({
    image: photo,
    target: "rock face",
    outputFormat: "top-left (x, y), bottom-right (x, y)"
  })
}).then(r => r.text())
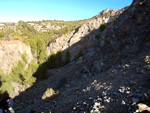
top-left (47, 8), bottom-right (124, 60)
top-left (97, 7), bottom-right (129, 17)
top-left (47, 19), bottom-right (100, 60)
top-left (0, 40), bottom-right (33, 74)
top-left (98, 9), bottom-right (119, 15)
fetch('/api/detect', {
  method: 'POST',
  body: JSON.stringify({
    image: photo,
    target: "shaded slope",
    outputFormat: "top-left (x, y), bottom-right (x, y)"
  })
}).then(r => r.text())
top-left (14, 0), bottom-right (150, 112)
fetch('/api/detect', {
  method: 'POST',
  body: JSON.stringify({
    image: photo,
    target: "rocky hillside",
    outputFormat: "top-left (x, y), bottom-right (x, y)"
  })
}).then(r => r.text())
top-left (0, 40), bottom-right (33, 74)
top-left (0, 4), bottom-right (125, 98)
top-left (13, 0), bottom-right (150, 113)
top-left (0, 20), bottom-right (85, 41)
top-left (47, 7), bottom-right (125, 60)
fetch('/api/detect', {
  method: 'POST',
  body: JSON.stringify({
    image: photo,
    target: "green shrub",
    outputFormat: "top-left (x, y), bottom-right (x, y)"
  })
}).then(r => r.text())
top-left (0, 60), bottom-right (25, 95)
top-left (77, 50), bottom-right (84, 58)
top-left (99, 23), bottom-right (106, 31)
top-left (33, 63), bottom-right (48, 80)
top-left (48, 52), bottom-right (56, 68)
top-left (29, 60), bottom-right (39, 73)
top-left (48, 50), bottom-right (62, 68)
top-left (10, 60), bottom-right (25, 83)
top-left (28, 39), bottom-right (37, 56)
top-left (37, 38), bottom-right (47, 64)
top-left (22, 51), bottom-right (28, 63)
top-left (23, 60), bottom-right (38, 85)
top-left (0, 70), bottom-right (15, 95)
top-left (65, 50), bottom-right (71, 64)
top-left (95, 34), bottom-right (100, 39)
top-left (0, 32), bottom-right (4, 37)
top-left (0, 82), bottom-right (14, 94)
top-left (0, 70), bottom-right (14, 97)
top-left (55, 50), bottom-right (62, 67)
top-left (0, 59), bottom-right (38, 94)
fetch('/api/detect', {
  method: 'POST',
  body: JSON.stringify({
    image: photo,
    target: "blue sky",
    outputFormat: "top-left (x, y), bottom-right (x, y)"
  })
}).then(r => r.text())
top-left (0, 0), bottom-right (132, 22)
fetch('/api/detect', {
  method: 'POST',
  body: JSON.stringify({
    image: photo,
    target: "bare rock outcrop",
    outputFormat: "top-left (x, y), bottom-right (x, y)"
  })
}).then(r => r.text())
top-left (0, 40), bottom-right (33, 74)
top-left (47, 9), bottom-right (124, 60)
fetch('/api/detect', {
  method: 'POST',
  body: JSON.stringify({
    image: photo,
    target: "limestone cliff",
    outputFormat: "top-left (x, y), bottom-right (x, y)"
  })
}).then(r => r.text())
top-left (0, 40), bottom-right (33, 74)
top-left (47, 8), bottom-right (124, 60)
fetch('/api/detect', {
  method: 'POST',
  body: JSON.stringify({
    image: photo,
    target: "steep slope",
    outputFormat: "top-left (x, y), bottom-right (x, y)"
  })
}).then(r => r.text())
top-left (14, 0), bottom-right (150, 113)
top-left (47, 8), bottom-right (124, 60)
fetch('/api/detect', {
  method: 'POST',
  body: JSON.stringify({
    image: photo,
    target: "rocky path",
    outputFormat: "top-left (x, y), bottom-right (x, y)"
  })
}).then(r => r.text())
top-left (14, 54), bottom-right (150, 113)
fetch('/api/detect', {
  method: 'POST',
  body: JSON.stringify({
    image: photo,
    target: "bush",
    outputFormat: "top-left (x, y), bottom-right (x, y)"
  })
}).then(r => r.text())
top-left (37, 38), bottom-right (47, 64)
top-left (23, 60), bottom-right (38, 85)
top-left (65, 50), bottom-right (71, 64)
top-left (48, 52), bottom-right (56, 68)
top-left (28, 39), bottom-right (37, 56)
top-left (48, 50), bottom-right (62, 68)
top-left (22, 51), bottom-right (28, 63)
top-left (55, 50), bottom-right (62, 67)
top-left (0, 70), bottom-right (14, 95)
top-left (0, 32), bottom-right (4, 37)
top-left (0, 82), bottom-right (14, 95)
top-left (99, 23), bottom-right (106, 31)
top-left (10, 60), bottom-right (26, 83)
top-left (95, 34), bottom-right (100, 39)
top-left (77, 50), bottom-right (84, 58)
top-left (0, 59), bottom-right (38, 96)
top-left (33, 63), bottom-right (48, 80)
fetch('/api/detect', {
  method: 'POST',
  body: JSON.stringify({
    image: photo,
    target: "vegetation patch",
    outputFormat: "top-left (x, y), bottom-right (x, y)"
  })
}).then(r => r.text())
top-left (33, 63), bottom-right (48, 80)
top-left (95, 34), bottom-right (100, 39)
top-left (22, 51), bottom-right (28, 63)
top-left (99, 22), bottom-right (106, 31)
top-left (47, 50), bottom-right (63, 68)
top-left (0, 59), bottom-right (38, 96)
top-left (77, 50), bottom-right (84, 59)
top-left (65, 50), bottom-right (71, 64)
